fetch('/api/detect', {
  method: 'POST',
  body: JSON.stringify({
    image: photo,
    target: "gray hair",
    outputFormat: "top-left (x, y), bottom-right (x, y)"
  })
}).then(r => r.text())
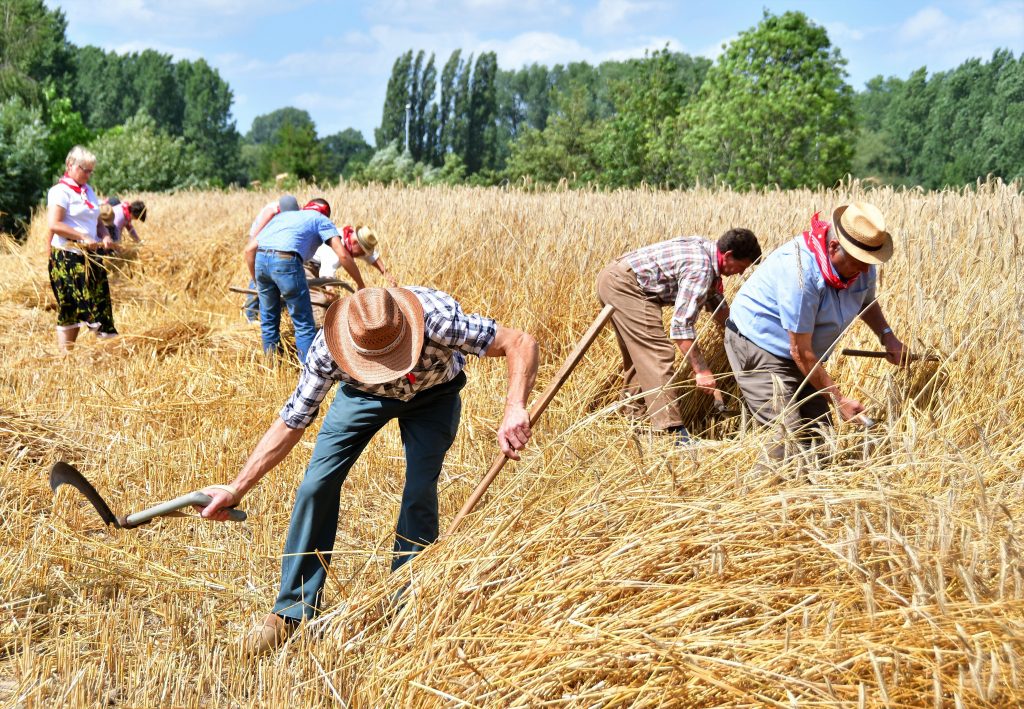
top-left (65, 145), bottom-right (97, 169)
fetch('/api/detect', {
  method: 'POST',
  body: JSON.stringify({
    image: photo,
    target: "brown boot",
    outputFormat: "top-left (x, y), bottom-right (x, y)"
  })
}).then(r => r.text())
top-left (243, 613), bottom-right (296, 655)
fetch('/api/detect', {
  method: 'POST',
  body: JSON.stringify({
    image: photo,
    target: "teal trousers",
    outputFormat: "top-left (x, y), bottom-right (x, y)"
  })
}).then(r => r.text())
top-left (272, 372), bottom-right (465, 621)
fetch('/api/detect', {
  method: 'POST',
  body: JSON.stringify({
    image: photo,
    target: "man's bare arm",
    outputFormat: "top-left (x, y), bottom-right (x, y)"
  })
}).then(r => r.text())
top-left (483, 325), bottom-right (539, 459)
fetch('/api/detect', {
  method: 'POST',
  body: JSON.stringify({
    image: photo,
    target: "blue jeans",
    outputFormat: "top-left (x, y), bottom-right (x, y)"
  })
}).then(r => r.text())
top-left (255, 250), bottom-right (317, 362)
top-left (243, 279), bottom-right (259, 322)
top-left (272, 372), bottom-right (465, 621)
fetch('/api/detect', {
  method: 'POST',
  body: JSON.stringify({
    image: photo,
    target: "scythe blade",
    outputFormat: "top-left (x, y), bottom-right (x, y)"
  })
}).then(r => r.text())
top-left (48, 461), bottom-right (122, 529)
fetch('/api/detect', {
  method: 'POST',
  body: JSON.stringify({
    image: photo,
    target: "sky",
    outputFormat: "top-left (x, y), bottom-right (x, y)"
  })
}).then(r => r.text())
top-left (48, 0), bottom-right (1024, 144)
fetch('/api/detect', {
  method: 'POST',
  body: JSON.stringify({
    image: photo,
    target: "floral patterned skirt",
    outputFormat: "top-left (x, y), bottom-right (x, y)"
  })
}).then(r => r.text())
top-left (47, 249), bottom-right (117, 334)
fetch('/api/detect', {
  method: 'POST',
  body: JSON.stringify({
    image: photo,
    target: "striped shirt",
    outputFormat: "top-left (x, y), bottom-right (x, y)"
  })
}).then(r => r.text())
top-left (279, 287), bottom-right (498, 428)
top-left (622, 237), bottom-right (724, 340)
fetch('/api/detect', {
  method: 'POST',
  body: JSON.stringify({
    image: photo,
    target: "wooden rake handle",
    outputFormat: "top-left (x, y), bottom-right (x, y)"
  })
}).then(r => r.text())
top-left (444, 304), bottom-right (616, 536)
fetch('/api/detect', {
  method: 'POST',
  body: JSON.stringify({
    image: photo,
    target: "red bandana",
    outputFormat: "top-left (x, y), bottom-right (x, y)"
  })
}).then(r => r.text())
top-left (121, 202), bottom-right (132, 225)
top-left (803, 212), bottom-right (856, 290)
top-left (303, 201), bottom-right (330, 217)
top-left (342, 225), bottom-right (356, 254)
top-left (59, 175), bottom-right (95, 209)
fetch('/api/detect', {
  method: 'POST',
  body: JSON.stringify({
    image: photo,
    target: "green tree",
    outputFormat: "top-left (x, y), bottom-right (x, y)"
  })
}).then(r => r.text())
top-left (247, 107), bottom-right (315, 144)
top-left (41, 85), bottom-right (94, 179)
top-left (89, 112), bottom-right (202, 193)
top-left (451, 52), bottom-right (473, 162)
top-left (467, 52), bottom-right (498, 173)
top-left (852, 75), bottom-right (905, 181)
top-left (246, 107), bottom-right (317, 182)
top-left (410, 52), bottom-right (437, 163)
top-left (322, 128), bottom-right (372, 179)
top-left (177, 58), bottom-right (240, 184)
top-left (264, 120), bottom-right (323, 181)
top-left (0, 97), bottom-right (50, 236)
top-left (989, 51), bottom-right (1024, 183)
top-left (437, 49), bottom-right (462, 163)
top-left (504, 85), bottom-right (601, 185)
top-left (884, 67), bottom-right (934, 184)
top-left (129, 49), bottom-right (183, 133)
top-left (682, 11), bottom-right (856, 189)
top-left (377, 50), bottom-right (412, 149)
top-left (595, 49), bottom-right (710, 187)
top-left (0, 0), bottom-right (72, 104)
top-left (70, 46), bottom-right (130, 129)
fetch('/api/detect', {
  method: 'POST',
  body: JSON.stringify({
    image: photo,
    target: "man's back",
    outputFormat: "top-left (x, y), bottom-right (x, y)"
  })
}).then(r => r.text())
top-left (257, 211), bottom-right (336, 262)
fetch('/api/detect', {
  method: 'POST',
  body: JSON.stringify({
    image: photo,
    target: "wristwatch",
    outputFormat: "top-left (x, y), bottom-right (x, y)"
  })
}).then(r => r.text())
top-left (878, 327), bottom-right (893, 343)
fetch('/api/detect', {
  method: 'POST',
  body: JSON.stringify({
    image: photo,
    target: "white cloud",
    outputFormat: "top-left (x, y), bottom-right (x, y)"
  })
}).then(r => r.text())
top-left (823, 20), bottom-right (866, 43)
top-left (584, 0), bottom-right (664, 36)
top-left (899, 2), bottom-right (1024, 47)
top-left (51, 0), bottom-right (313, 39)
top-left (901, 7), bottom-right (951, 42)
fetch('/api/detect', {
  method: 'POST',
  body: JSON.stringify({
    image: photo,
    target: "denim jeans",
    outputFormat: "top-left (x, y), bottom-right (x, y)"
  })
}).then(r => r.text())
top-left (271, 372), bottom-right (466, 621)
top-left (255, 250), bottom-right (317, 362)
top-left (243, 279), bottom-right (259, 322)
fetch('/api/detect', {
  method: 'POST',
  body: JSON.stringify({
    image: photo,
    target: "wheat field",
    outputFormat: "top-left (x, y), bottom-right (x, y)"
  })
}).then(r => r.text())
top-left (1, 180), bottom-right (1022, 707)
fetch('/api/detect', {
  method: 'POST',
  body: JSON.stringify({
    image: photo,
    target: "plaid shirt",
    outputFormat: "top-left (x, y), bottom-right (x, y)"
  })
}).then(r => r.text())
top-left (279, 287), bottom-right (498, 428)
top-left (622, 237), bottom-right (724, 340)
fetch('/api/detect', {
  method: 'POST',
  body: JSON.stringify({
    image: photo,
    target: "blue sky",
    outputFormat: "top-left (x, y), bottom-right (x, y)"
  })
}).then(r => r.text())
top-left (49, 1), bottom-right (1023, 144)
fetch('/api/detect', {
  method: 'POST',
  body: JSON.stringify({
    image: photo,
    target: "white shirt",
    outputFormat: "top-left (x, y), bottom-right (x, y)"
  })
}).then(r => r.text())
top-left (48, 181), bottom-right (101, 254)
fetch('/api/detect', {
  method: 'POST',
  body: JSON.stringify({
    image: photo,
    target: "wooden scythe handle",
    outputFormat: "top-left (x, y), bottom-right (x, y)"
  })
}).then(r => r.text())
top-left (444, 304), bottom-right (616, 536)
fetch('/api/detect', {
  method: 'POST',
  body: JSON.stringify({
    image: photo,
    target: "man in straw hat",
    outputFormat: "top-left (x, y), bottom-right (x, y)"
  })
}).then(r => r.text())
top-left (596, 228), bottom-right (762, 441)
top-left (197, 286), bottom-right (538, 653)
top-left (724, 202), bottom-right (909, 462)
top-left (311, 224), bottom-right (398, 287)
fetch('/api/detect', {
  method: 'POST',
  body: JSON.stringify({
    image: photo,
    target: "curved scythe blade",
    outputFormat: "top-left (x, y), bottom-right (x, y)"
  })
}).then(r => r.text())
top-left (48, 461), bottom-right (122, 528)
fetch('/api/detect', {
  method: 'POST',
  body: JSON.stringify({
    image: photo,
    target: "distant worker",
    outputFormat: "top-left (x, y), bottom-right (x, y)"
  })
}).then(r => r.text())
top-left (243, 195), bottom-right (300, 322)
top-left (108, 199), bottom-right (147, 244)
top-left (311, 225), bottom-right (398, 286)
top-left (197, 286), bottom-right (539, 654)
top-left (46, 145), bottom-right (117, 351)
top-left (244, 198), bottom-right (356, 362)
top-left (725, 202), bottom-right (908, 461)
top-left (596, 229), bottom-right (762, 441)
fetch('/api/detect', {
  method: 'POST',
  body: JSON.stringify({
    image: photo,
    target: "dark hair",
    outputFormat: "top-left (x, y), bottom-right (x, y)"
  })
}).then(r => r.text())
top-left (718, 227), bottom-right (761, 262)
top-left (129, 200), bottom-right (147, 221)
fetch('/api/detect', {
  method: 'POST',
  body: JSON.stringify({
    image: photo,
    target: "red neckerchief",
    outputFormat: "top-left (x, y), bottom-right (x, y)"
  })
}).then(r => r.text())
top-left (342, 225), bottom-right (356, 254)
top-left (59, 175), bottom-right (95, 209)
top-left (303, 202), bottom-right (330, 217)
top-left (714, 247), bottom-right (725, 295)
top-left (803, 212), bottom-right (856, 290)
top-left (121, 202), bottom-right (132, 225)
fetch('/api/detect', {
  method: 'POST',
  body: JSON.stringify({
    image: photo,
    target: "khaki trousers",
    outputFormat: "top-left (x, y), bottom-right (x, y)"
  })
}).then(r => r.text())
top-left (596, 260), bottom-right (685, 431)
top-left (724, 327), bottom-right (832, 460)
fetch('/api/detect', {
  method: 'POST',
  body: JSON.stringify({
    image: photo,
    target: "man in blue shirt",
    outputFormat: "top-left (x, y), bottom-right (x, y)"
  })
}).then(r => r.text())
top-left (244, 198), bottom-right (354, 362)
top-left (725, 202), bottom-right (909, 462)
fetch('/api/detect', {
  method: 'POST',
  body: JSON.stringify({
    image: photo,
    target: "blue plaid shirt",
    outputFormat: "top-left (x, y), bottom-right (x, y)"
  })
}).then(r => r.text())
top-left (279, 287), bottom-right (498, 428)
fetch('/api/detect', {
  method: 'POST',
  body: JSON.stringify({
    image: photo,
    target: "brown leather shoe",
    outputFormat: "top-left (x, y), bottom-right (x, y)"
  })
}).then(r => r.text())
top-left (243, 613), bottom-right (296, 655)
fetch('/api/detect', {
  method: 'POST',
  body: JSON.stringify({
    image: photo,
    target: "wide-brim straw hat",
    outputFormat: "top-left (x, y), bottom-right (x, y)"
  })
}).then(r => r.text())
top-left (832, 202), bottom-right (893, 265)
top-left (355, 225), bottom-right (380, 261)
top-left (323, 287), bottom-right (424, 385)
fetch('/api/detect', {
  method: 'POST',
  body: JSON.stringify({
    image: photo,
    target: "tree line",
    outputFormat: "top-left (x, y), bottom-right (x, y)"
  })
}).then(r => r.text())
top-left (1, 3), bottom-right (1020, 238)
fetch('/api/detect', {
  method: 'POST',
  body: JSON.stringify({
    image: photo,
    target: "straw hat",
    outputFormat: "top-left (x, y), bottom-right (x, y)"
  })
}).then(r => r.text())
top-left (832, 202), bottom-right (893, 265)
top-left (354, 225), bottom-right (380, 261)
top-left (323, 287), bottom-right (424, 384)
top-left (98, 203), bottom-right (115, 227)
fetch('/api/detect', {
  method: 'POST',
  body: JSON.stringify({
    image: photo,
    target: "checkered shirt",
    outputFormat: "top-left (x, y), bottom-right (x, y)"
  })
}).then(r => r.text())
top-left (279, 287), bottom-right (498, 428)
top-left (622, 236), bottom-right (724, 340)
